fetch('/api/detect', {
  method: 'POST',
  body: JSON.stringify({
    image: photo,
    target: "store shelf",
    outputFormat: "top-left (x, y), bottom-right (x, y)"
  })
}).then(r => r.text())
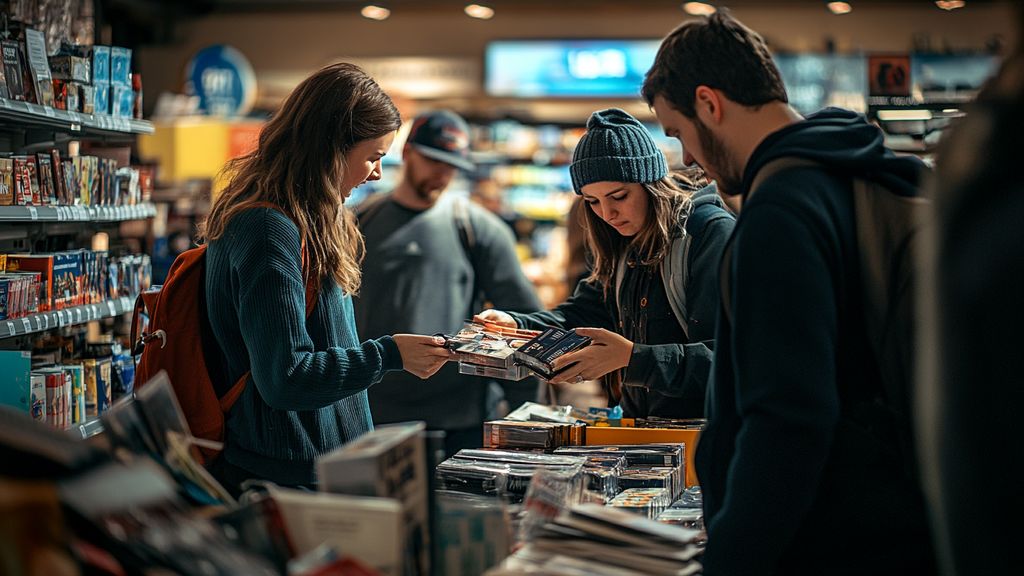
top-left (0, 203), bottom-right (156, 223)
top-left (0, 295), bottom-right (137, 340)
top-left (0, 97), bottom-right (153, 136)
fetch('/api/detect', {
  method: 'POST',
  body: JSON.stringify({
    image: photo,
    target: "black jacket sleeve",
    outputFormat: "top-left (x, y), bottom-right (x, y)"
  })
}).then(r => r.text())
top-left (507, 277), bottom-right (617, 332)
top-left (623, 213), bottom-right (735, 399)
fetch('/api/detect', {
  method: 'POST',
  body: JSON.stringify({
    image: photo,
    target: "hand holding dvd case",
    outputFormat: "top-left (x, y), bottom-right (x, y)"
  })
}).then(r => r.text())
top-left (513, 328), bottom-right (592, 380)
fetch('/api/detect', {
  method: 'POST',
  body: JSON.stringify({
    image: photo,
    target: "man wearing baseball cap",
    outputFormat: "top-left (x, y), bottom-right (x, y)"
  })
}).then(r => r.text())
top-left (353, 110), bottom-right (541, 457)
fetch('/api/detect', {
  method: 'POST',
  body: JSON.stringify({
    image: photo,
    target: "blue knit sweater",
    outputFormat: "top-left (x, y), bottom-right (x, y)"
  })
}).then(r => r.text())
top-left (205, 207), bottom-right (402, 486)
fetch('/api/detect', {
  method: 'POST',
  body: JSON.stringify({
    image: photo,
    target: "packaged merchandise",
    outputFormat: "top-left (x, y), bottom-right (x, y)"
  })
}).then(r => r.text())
top-left (91, 45), bottom-right (110, 84)
top-left (513, 327), bottom-right (592, 380)
top-left (608, 487), bottom-right (672, 519)
top-left (109, 47), bottom-right (132, 86)
top-left (0, 350), bottom-right (34, 416)
top-left (65, 364), bottom-right (85, 425)
top-left (36, 153), bottom-right (56, 205)
top-left (483, 420), bottom-right (582, 450)
top-left (94, 80), bottom-right (109, 115)
top-left (1, 40), bottom-right (25, 100)
top-left (0, 158), bottom-right (13, 206)
top-left (6, 255), bottom-right (54, 311)
top-left (79, 82), bottom-right (95, 114)
top-left (81, 358), bottom-right (97, 416)
top-left (111, 84), bottom-right (134, 118)
top-left (24, 29), bottom-right (54, 107)
top-left (316, 421), bottom-right (431, 576)
top-left (48, 55), bottom-right (91, 83)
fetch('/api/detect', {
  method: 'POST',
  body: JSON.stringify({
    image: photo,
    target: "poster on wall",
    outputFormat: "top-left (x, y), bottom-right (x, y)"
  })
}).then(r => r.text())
top-left (184, 44), bottom-right (257, 117)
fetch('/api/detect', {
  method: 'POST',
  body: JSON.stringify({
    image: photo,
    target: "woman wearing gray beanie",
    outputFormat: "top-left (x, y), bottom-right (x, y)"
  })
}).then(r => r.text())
top-left (478, 108), bottom-right (735, 418)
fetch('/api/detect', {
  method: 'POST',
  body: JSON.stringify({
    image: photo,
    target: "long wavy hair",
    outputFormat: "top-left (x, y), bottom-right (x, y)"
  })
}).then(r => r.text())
top-left (583, 167), bottom-right (709, 293)
top-left (200, 63), bottom-right (401, 295)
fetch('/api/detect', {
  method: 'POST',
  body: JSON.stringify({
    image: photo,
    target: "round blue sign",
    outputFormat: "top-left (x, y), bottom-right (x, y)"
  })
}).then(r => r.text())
top-left (185, 45), bottom-right (256, 117)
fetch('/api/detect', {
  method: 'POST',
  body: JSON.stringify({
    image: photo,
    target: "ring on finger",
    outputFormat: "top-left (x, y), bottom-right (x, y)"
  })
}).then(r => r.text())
top-left (574, 374), bottom-right (584, 384)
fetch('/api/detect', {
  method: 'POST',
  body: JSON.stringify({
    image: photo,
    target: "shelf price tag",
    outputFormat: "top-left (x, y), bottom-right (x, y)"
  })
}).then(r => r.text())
top-left (28, 206), bottom-right (38, 221)
top-left (107, 301), bottom-right (117, 316)
top-left (43, 106), bottom-right (56, 118)
top-left (39, 315), bottom-right (47, 330)
top-left (75, 308), bottom-right (83, 323)
top-left (6, 321), bottom-right (15, 336)
top-left (90, 305), bottom-right (98, 320)
top-left (22, 318), bottom-right (32, 333)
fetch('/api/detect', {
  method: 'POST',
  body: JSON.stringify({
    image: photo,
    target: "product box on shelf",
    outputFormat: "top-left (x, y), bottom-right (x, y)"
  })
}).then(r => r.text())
top-left (36, 153), bottom-right (56, 205)
top-left (0, 350), bottom-right (35, 418)
top-left (65, 364), bottom-right (85, 425)
top-left (0, 158), bottom-right (13, 206)
top-left (6, 254), bottom-right (54, 312)
top-left (93, 80), bottom-right (109, 115)
top-left (111, 84), bottom-right (133, 118)
top-left (24, 28), bottom-right (54, 107)
top-left (48, 55), bottom-right (91, 84)
top-left (109, 47), bottom-right (131, 87)
top-left (1, 40), bottom-right (27, 101)
top-left (91, 45), bottom-right (110, 84)
top-left (52, 251), bottom-right (83, 309)
top-left (25, 156), bottom-right (42, 205)
top-left (51, 79), bottom-right (80, 111)
top-left (78, 82), bottom-right (95, 114)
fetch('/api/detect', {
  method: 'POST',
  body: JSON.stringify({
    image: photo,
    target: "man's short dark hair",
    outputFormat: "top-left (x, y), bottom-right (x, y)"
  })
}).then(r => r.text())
top-left (642, 9), bottom-right (788, 117)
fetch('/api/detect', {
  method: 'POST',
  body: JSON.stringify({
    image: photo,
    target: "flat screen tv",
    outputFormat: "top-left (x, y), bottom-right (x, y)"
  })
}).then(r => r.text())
top-left (485, 39), bottom-right (660, 98)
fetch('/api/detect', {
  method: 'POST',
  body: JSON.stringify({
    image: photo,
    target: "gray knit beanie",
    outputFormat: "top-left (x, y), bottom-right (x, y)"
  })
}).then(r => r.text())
top-left (569, 108), bottom-right (668, 194)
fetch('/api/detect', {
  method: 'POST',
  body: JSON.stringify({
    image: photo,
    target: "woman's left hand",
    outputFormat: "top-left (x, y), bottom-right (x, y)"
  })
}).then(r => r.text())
top-left (548, 328), bottom-right (634, 384)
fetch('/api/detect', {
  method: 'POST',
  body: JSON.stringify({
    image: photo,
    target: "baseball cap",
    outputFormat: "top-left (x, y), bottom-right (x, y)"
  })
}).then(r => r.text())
top-left (406, 110), bottom-right (474, 171)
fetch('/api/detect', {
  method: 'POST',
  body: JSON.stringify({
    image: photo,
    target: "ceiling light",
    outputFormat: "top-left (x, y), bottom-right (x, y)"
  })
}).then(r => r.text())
top-left (465, 4), bottom-right (495, 19)
top-left (827, 2), bottom-right (852, 15)
top-left (683, 2), bottom-right (716, 16)
top-left (935, 0), bottom-right (966, 10)
top-left (361, 5), bottom-right (390, 20)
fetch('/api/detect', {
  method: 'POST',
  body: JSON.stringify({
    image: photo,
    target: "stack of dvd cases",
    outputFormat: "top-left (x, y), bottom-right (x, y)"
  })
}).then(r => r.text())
top-left (483, 420), bottom-right (583, 450)
top-left (435, 449), bottom-right (586, 503)
top-left (608, 487), bottom-right (672, 519)
top-left (443, 321), bottom-right (539, 381)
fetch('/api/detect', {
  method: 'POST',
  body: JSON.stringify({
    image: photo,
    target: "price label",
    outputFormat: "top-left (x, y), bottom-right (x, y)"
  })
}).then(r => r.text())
top-left (107, 301), bottom-right (117, 316)
top-left (6, 321), bottom-right (15, 335)
top-left (22, 318), bottom-right (31, 333)
top-left (75, 308), bottom-right (83, 323)
top-left (56, 312), bottom-right (64, 327)
top-left (43, 106), bottom-right (56, 118)
top-left (12, 100), bottom-right (29, 113)
top-left (39, 315), bottom-right (47, 330)
top-left (90, 305), bottom-right (99, 320)
top-left (28, 206), bottom-right (38, 221)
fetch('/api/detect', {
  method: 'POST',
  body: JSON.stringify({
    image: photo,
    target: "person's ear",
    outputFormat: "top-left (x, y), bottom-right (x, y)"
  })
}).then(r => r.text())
top-left (694, 85), bottom-right (725, 125)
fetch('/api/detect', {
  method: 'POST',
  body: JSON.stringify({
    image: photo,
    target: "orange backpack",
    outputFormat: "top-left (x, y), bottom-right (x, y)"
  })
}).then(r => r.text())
top-left (131, 206), bottom-right (317, 464)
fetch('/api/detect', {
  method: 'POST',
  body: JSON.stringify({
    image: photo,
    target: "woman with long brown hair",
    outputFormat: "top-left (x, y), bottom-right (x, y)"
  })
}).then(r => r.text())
top-left (478, 108), bottom-right (734, 418)
top-left (201, 63), bottom-right (448, 491)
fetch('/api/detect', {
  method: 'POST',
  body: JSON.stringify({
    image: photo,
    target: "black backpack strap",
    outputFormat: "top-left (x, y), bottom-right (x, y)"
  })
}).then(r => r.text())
top-left (452, 197), bottom-right (485, 313)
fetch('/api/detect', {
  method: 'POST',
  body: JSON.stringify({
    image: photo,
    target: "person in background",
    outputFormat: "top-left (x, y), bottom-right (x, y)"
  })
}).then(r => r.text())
top-left (200, 63), bottom-right (450, 494)
top-left (917, 10), bottom-right (1024, 574)
top-left (642, 11), bottom-right (935, 575)
top-left (478, 108), bottom-right (734, 419)
top-left (353, 110), bottom-right (542, 458)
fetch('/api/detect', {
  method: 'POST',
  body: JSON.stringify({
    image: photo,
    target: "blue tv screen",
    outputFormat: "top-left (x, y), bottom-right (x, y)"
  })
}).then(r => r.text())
top-left (485, 39), bottom-right (660, 98)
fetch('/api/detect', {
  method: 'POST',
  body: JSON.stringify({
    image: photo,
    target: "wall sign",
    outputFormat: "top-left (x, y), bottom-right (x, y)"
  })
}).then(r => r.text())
top-left (185, 45), bottom-right (257, 117)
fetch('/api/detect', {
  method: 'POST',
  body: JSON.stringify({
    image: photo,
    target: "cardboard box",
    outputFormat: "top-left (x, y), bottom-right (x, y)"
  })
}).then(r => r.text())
top-left (111, 84), bottom-right (133, 118)
top-left (317, 421), bottom-right (430, 576)
top-left (48, 55), bottom-right (91, 83)
top-left (271, 487), bottom-right (404, 576)
top-left (93, 80), bottom-right (109, 115)
top-left (0, 351), bottom-right (36, 417)
top-left (6, 255), bottom-right (54, 311)
top-left (91, 45), bottom-right (110, 84)
top-left (109, 47), bottom-right (131, 86)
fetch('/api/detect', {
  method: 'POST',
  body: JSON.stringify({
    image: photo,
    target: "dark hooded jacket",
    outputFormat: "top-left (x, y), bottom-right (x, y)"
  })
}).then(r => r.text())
top-left (697, 108), bottom-right (936, 576)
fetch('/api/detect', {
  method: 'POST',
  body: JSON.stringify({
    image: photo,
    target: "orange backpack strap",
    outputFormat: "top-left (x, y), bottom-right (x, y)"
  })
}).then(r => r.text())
top-left (218, 202), bottom-right (320, 412)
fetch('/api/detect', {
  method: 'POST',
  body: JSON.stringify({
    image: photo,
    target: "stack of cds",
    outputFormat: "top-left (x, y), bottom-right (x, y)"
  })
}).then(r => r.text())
top-left (616, 467), bottom-right (679, 499)
top-left (444, 321), bottom-right (539, 381)
top-left (483, 420), bottom-right (583, 450)
top-left (608, 487), bottom-right (672, 519)
top-left (499, 504), bottom-right (704, 576)
top-left (435, 449), bottom-right (586, 503)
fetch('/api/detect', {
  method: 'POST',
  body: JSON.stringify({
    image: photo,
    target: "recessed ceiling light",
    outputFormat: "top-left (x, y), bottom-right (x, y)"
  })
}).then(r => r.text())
top-left (935, 0), bottom-right (966, 10)
top-left (465, 4), bottom-right (495, 19)
top-left (828, 2), bottom-right (852, 15)
top-left (683, 2), bottom-right (716, 17)
top-left (361, 5), bottom-right (390, 20)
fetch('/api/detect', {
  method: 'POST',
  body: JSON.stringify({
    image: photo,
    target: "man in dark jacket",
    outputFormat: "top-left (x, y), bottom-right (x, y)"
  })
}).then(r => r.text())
top-left (642, 11), bottom-right (935, 576)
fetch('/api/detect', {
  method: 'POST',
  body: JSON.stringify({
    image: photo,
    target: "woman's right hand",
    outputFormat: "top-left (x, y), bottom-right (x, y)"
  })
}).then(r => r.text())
top-left (393, 334), bottom-right (451, 379)
top-left (473, 309), bottom-right (516, 328)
